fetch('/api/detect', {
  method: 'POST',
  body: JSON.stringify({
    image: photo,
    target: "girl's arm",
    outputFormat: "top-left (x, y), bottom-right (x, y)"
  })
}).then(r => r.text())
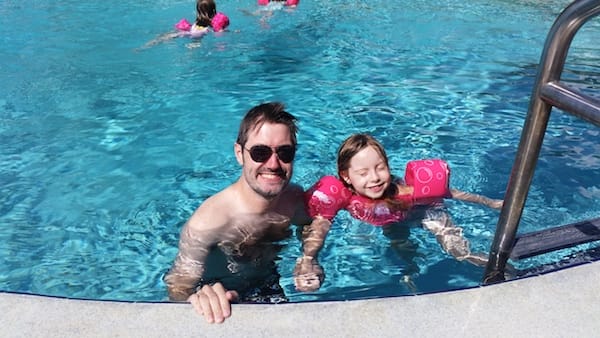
top-left (421, 210), bottom-right (488, 267)
top-left (299, 216), bottom-right (332, 258)
top-left (295, 175), bottom-right (348, 292)
top-left (450, 188), bottom-right (504, 209)
top-left (293, 216), bottom-right (332, 292)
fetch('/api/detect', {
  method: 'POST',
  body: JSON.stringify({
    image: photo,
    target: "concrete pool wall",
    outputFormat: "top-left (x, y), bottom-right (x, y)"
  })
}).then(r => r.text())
top-left (2, 260), bottom-right (598, 337)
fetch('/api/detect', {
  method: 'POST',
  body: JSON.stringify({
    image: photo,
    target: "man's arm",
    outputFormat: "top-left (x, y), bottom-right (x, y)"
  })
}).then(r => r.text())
top-left (164, 201), bottom-right (239, 324)
top-left (165, 192), bottom-right (232, 300)
top-left (163, 222), bottom-right (211, 301)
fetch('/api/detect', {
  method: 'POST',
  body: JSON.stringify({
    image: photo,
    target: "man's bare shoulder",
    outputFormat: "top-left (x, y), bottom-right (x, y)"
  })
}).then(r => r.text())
top-left (187, 187), bottom-right (235, 232)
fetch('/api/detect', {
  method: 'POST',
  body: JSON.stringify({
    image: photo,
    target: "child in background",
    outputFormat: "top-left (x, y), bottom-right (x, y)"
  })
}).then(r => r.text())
top-left (294, 133), bottom-right (504, 292)
top-left (140, 0), bottom-right (229, 49)
top-left (176, 0), bottom-right (230, 37)
top-left (240, 0), bottom-right (298, 24)
top-left (257, 0), bottom-right (299, 7)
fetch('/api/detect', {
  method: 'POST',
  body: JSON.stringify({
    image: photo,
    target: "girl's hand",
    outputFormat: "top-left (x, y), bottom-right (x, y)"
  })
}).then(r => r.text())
top-left (488, 199), bottom-right (504, 210)
top-left (293, 256), bottom-right (324, 292)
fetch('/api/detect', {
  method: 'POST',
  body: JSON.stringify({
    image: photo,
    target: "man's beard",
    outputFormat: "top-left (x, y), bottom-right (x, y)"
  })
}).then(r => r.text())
top-left (251, 169), bottom-right (289, 200)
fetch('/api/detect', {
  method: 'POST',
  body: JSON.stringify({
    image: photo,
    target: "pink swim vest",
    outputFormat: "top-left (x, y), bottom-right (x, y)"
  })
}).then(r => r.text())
top-left (305, 159), bottom-right (452, 226)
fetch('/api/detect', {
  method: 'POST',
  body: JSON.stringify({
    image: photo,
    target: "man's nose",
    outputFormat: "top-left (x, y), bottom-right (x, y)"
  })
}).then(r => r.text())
top-left (264, 151), bottom-right (281, 168)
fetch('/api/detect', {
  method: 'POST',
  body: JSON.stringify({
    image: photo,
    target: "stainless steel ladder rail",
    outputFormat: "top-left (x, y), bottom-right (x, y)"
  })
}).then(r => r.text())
top-left (483, 0), bottom-right (600, 284)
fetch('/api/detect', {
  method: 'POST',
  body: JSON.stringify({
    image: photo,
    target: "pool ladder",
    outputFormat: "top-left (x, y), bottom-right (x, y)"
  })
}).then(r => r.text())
top-left (483, 0), bottom-right (600, 284)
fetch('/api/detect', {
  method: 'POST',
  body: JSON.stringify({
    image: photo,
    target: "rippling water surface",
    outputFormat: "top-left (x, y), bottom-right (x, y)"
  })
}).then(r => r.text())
top-left (0, 0), bottom-right (599, 301)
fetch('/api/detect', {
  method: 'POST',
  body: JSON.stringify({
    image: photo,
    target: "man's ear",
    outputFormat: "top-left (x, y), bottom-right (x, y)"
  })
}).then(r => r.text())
top-left (234, 143), bottom-right (244, 165)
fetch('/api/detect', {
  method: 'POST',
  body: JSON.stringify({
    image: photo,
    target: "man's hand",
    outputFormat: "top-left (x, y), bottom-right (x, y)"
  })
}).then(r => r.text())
top-left (187, 283), bottom-right (239, 324)
top-left (293, 256), bottom-right (324, 292)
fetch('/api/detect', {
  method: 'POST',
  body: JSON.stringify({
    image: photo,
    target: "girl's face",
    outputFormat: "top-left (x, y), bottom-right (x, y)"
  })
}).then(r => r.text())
top-left (341, 145), bottom-right (391, 199)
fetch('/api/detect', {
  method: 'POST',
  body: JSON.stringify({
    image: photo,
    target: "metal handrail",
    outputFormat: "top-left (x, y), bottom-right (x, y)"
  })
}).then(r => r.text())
top-left (483, 0), bottom-right (600, 284)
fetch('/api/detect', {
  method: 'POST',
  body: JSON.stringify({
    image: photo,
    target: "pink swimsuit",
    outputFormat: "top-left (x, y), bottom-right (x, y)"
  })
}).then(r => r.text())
top-left (305, 159), bottom-right (452, 226)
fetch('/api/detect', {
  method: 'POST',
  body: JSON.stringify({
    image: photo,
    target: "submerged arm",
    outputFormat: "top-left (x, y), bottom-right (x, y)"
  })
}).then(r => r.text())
top-left (450, 188), bottom-right (503, 210)
top-left (421, 210), bottom-right (488, 267)
top-left (163, 223), bottom-right (212, 301)
top-left (293, 216), bottom-right (332, 292)
top-left (300, 216), bottom-right (332, 258)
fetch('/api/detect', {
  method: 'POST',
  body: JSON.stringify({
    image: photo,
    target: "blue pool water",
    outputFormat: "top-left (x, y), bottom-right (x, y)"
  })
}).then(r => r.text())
top-left (1, 0), bottom-right (599, 302)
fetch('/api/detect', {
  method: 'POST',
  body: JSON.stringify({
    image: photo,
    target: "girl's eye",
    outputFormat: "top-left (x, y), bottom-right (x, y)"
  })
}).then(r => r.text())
top-left (355, 170), bottom-right (368, 177)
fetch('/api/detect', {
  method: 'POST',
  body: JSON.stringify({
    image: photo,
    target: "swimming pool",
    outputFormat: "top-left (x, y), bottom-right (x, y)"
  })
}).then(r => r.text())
top-left (1, 0), bottom-right (599, 302)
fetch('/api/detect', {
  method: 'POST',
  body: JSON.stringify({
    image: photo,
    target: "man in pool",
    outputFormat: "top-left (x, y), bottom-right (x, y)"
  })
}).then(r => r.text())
top-left (164, 102), bottom-right (312, 324)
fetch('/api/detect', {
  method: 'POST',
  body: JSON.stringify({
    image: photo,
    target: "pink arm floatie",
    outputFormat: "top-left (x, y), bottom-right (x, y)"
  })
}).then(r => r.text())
top-left (211, 12), bottom-right (229, 32)
top-left (404, 159), bottom-right (451, 204)
top-left (305, 176), bottom-right (351, 221)
top-left (174, 18), bottom-right (208, 38)
top-left (258, 0), bottom-right (269, 5)
top-left (175, 18), bottom-right (192, 31)
top-left (175, 18), bottom-right (208, 38)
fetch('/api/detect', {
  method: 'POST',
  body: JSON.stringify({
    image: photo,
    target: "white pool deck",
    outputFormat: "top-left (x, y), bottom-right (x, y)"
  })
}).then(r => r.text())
top-left (1, 261), bottom-right (599, 337)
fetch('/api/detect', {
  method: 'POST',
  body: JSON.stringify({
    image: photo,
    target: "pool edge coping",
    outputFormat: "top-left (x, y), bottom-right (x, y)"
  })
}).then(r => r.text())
top-left (2, 260), bottom-right (599, 337)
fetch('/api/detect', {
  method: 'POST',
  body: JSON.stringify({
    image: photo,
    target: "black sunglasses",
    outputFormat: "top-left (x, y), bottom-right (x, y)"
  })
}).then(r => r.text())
top-left (245, 144), bottom-right (296, 163)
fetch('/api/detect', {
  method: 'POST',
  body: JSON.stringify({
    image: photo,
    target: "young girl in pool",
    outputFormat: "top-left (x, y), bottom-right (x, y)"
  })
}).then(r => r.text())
top-left (140, 0), bottom-right (229, 49)
top-left (176, 0), bottom-right (230, 37)
top-left (294, 133), bottom-right (504, 292)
